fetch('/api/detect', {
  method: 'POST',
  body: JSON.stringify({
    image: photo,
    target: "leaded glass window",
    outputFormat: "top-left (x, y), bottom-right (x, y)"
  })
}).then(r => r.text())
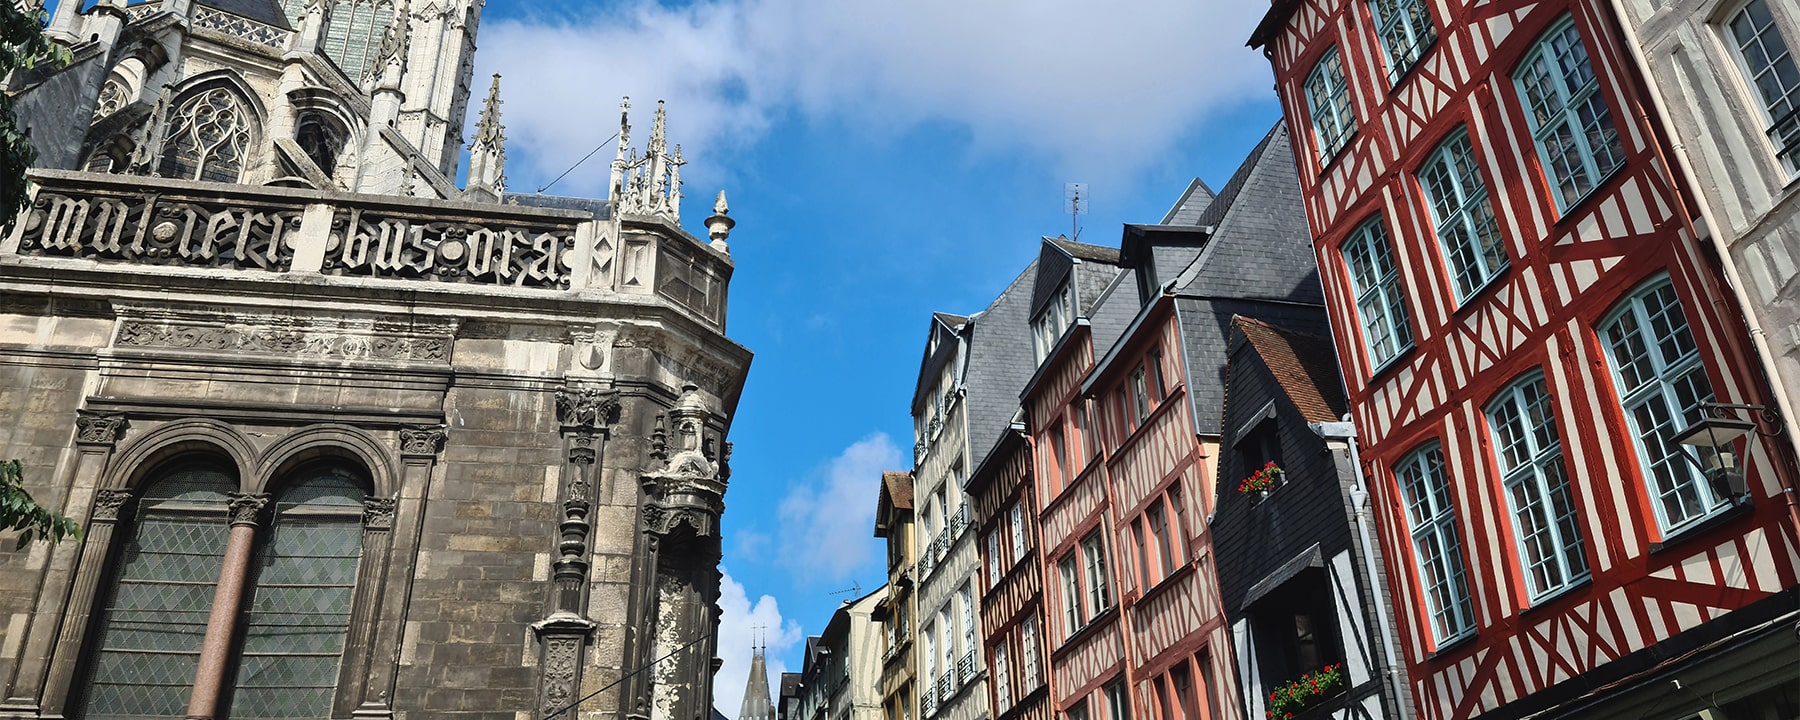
top-left (157, 87), bottom-right (253, 183)
top-left (285, 0), bottom-right (395, 84)
top-left (1419, 129), bottom-right (1508, 301)
top-left (80, 465), bottom-right (234, 720)
top-left (231, 465), bottom-right (365, 717)
top-left (1600, 276), bottom-right (1724, 533)
top-left (1306, 47), bottom-right (1358, 161)
top-left (1515, 16), bottom-right (1625, 210)
top-left (1486, 374), bottom-right (1588, 600)
top-left (1370, 0), bottom-right (1436, 82)
top-left (1395, 445), bottom-right (1475, 643)
top-left (1726, 0), bottom-right (1800, 172)
top-left (1342, 217), bottom-right (1414, 369)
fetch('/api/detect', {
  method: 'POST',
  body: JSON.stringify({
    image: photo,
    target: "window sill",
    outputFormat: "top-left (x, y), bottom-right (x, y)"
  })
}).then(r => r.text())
top-left (1315, 131), bottom-right (1360, 177)
top-left (1382, 38), bottom-right (1440, 97)
top-left (1448, 264), bottom-right (1513, 320)
top-left (1049, 605), bottom-right (1119, 660)
top-left (1366, 343), bottom-right (1417, 384)
top-left (1519, 574), bottom-right (1592, 618)
top-left (1650, 497), bottom-right (1754, 554)
top-left (1137, 559), bottom-right (1196, 604)
top-left (1549, 165), bottom-right (1627, 228)
top-left (1425, 629), bottom-right (1477, 661)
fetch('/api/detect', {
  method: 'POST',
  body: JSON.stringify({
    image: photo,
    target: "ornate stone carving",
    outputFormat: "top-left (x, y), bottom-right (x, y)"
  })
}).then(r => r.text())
top-left (191, 5), bottom-right (292, 48)
top-left (540, 636), bottom-right (580, 715)
top-left (362, 498), bottom-right (397, 530)
top-left (321, 207), bottom-right (575, 289)
top-left (116, 321), bottom-right (449, 362)
top-left (609, 98), bottom-right (685, 223)
top-left (566, 429), bottom-right (599, 467)
top-left (639, 384), bottom-right (729, 540)
top-left (398, 425), bottom-right (448, 457)
top-left (90, 489), bottom-right (134, 523)
top-left (555, 386), bottom-right (619, 430)
top-left (74, 411), bottom-right (128, 445)
top-left (226, 493), bottom-right (271, 526)
top-left (20, 191), bottom-right (297, 271)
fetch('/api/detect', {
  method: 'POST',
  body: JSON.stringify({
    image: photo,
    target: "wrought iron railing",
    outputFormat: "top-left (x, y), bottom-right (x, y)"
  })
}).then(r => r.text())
top-left (957, 651), bottom-right (976, 685)
top-left (1769, 105), bottom-right (1800, 169)
top-left (938, 671), bottom-right (954, 701)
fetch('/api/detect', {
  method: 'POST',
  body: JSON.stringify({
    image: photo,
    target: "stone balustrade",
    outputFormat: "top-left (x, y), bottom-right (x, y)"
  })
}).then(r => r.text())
top-left (3, 170), bottom-right (731, 327)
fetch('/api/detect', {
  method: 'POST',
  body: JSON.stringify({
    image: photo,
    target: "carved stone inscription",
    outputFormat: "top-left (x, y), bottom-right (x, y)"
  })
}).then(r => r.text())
top-left (325, 207), bottom-right (575, 288)
top-left (20, 192), bottom-right (297, 271)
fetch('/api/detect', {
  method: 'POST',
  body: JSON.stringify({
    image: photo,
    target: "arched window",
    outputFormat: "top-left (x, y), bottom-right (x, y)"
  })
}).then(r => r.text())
top-left (76, 461), bottom-right (368, 719)
top-left (231, 465), bottom-right (365, 716)
top-left (94, 75), bottom-right (129, 119)
top-left (157, 87), bottom-right (254, 183)
top-left (79, 463), bottom-right (236, 718)
top-left (295, 114), bottom-right (344, 176)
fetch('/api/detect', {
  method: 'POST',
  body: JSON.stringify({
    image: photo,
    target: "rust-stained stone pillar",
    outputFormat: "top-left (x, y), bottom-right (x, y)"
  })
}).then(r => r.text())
top-left (185, 493), bottom-right (268, 720)
top-left (9, 411), bottom-right (128, 720)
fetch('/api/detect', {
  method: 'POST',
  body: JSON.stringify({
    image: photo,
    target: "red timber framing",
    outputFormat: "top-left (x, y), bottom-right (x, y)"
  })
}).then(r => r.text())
top-left (969, 423), bottom-right (1049, 720)
top-left (1025, 322), bottom-right (1130, 720)
top-left (1252, 1), bottom-right (1800, 719)
top-left (1081, 296), bottom-right (1239, 720)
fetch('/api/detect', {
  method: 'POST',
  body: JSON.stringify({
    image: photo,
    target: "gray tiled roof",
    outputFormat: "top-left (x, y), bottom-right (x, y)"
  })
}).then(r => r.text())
top-left (199, 0), bottom-right (294, 30)
top-left (1160, 178), bottom-right (1218, 226)
top-left (964, 259), bottom-right (1040, 472)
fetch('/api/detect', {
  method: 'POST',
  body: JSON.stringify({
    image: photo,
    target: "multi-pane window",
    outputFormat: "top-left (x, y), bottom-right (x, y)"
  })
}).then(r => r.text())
top-left (994, 641), bottom-right (1013, 713)
top-left (1147, 503), bottom-right (1173, 580)
top-left (1370, 0), bottom-right (1437, 82)
top-left (1104, 680), bottom-right (1130, 720)
top-left (1130, 367), bottom-right (1151, 423)
top-left (1059, 556), bottom-right (1082, 635)
top-left (1727, 0), bottom-right (1800, 172)
top-left (1343, 218), bottom-right (1414, 368)
top-left (1032, 280), bottom-right (1078, 362)
top-left (1009, 504), bottom-right (1027, 561)
top-left (1600, 277), bottom-right (1724, 533)
top-left (1305, 48), bottom-right (1358, 161)
top-left (1420, 130), bottom-right (1509, 300)
top-left (1081, 531), bottom-right (1112, 611)
top-left (1395, 445), bottom-right (1475, 643)
top-left (1515, 16), bottom-right (1625, 210)
top-left (157, 87), bottom-right (253, 183)
top-left (986, 530), bottom-right (1002, 586)
top-left (959, 585), bottom-right (976, 661)
top-left (79, 463), bottom-right (366, 719)
top-left (1487, 375), bottom-right (1589, 600)
top-left (1020, 616), bottom-right (1041, 687)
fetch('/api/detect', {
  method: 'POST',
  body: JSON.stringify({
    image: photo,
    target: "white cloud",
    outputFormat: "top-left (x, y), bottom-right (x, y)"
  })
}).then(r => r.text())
top-left (775, 432), bottom-right (901, 581)
top-left (475, 0), bottom-right (1273, 196)
top-left (716, 570), bottom-right (804, 720)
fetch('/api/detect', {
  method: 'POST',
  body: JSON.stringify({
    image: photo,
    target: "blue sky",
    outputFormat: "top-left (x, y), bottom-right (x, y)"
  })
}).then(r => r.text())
top-left (469, 0), bottom-right (1286, 713)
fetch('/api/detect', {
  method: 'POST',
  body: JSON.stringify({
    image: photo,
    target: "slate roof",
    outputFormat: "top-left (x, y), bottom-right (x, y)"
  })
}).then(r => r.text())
top-left (738, 648), bottom-right (776, 720)
top-left (882, 471), bottom-right (913, 510)
top-left (1161, 178), bottom-right (1218, 226)
top-left (199, 0), bottom-right (294, 30)
top-left (1159, 120), bottom-right (1328, 435)
top-left (503, 192), bottom-right (612, 220)
top-left (963, 259), bottom-right (1041, 472)
top-left (1233, 316), bottom-right (1346, 423)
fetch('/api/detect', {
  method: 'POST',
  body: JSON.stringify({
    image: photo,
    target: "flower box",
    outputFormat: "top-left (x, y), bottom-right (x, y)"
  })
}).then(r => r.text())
top-left (1237, 461), bottom-right (1284, 496)
top-left (1266, 663), bottom-right (1344, 720)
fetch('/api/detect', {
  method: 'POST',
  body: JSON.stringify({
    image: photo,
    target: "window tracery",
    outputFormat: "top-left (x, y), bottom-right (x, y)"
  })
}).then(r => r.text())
top-left (94, 76), bottom-right (129, 119)
top-left (157, 88), bottom-right (254, 183)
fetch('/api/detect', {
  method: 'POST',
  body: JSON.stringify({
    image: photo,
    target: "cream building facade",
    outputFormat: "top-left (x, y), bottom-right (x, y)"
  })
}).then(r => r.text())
top-left (0, 1), bottom-right (750, 719)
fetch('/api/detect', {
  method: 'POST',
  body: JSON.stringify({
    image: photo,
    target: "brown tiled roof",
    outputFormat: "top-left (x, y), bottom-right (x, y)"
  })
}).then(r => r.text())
top-left (1234, 316), bottom-right (1347, 423)
top-left (1050, 237), bottom-right (1123, 265)
top-left (882, 471), bottom-right (913, 510)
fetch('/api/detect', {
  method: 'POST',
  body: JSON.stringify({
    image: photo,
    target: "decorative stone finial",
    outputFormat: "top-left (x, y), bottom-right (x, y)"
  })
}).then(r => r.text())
top-left (609, 98), bottom-right (686, 223)
top-left (465, 73), bottom-right (507, 202)
top-left (705, 190), bottom-right (735, 253)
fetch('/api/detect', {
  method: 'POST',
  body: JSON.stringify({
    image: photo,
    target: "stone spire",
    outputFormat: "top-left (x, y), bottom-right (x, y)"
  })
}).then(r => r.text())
top-left (738, 644), bottom-right (775, 720)
top-left (465, 73), bottom-right (506, 202)
top-left (610, 98), bottom-right (686, 223)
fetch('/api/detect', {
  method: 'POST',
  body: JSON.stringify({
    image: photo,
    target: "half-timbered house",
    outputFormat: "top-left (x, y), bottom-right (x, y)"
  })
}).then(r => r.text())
top-left (1250, 0), bottom-right (1800, 717)
top-left (968, 424), bottom-right (1047, 720)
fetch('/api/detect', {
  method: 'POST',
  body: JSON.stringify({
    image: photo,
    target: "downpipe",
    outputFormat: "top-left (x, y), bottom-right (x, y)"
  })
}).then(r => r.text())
top-left (1311, 420), bottom-right (1408, 719)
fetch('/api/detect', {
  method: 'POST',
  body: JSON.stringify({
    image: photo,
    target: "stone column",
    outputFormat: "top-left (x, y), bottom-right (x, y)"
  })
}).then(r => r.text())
top-left (185, 493), bottom-right (269, 720)
top-left (532, 385), bottom-right (619, 717)
top-left (10, 412), bottom-right (129, 719)
top-left (355, 425), bottom-right (445, 720)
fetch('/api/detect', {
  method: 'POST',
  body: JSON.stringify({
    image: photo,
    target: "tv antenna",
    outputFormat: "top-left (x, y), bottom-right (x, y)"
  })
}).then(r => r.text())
top-left (1064, 183), bottom-right (1088, 241)
top-left (827, 582), bottom-right (863, 597)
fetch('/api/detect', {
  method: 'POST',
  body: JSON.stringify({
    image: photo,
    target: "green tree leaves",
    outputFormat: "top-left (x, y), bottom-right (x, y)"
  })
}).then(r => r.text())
top-left (2, 459), bottom-right (81, 549)
top-left (0, 4), bottom-right (67, 222)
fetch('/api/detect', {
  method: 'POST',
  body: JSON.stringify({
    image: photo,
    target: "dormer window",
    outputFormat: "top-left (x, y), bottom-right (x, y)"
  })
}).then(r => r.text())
top-left (1031, 279), bottom-right (1077, 363)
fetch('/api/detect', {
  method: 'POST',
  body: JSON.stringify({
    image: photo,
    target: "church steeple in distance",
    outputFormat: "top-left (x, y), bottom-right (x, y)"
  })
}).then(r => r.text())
top-left (738, 634), bottom-right (775, 720)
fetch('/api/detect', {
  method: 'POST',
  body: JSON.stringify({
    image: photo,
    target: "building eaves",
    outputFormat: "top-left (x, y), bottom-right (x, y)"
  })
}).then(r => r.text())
top-left (1248, 0), bottom-right (1304, 49)
top-left (1079, 294), bottom-right (1174, 397)
top-left (1050, 237), bottom-right (1123, 265)
top-left (1232, 316), bottom-right (1347, 423)
top-left (1019, 319), bottom-right (1091, 402)
top-left (965, 409), bottom-right (1026, 495)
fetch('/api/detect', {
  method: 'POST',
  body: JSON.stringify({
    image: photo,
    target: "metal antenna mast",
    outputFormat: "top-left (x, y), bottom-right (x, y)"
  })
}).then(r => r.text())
top-left (1065, 183), bottom-right (1088, 241)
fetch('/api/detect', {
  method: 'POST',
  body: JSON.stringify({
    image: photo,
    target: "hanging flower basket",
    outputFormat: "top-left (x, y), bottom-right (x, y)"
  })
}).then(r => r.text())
top-left (1237, 461), bottom-right (1284, 495)
top-left (1266, 664), bottom-right (1344, 720)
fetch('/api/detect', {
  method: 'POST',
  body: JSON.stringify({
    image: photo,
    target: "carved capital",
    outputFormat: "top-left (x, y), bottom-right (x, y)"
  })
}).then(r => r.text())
top-left (555, 386), bottom-right (619, 431)
top-left (363, 498), bottom-right (397, 530)
top-left (91, 489), bottom-right (135, 523)
top-left (75, 411), bottom-right (128, 446)
top-left (399, 425), bottom-right (447, 458)
top-left (226, 493), bottom-right (271, 527)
